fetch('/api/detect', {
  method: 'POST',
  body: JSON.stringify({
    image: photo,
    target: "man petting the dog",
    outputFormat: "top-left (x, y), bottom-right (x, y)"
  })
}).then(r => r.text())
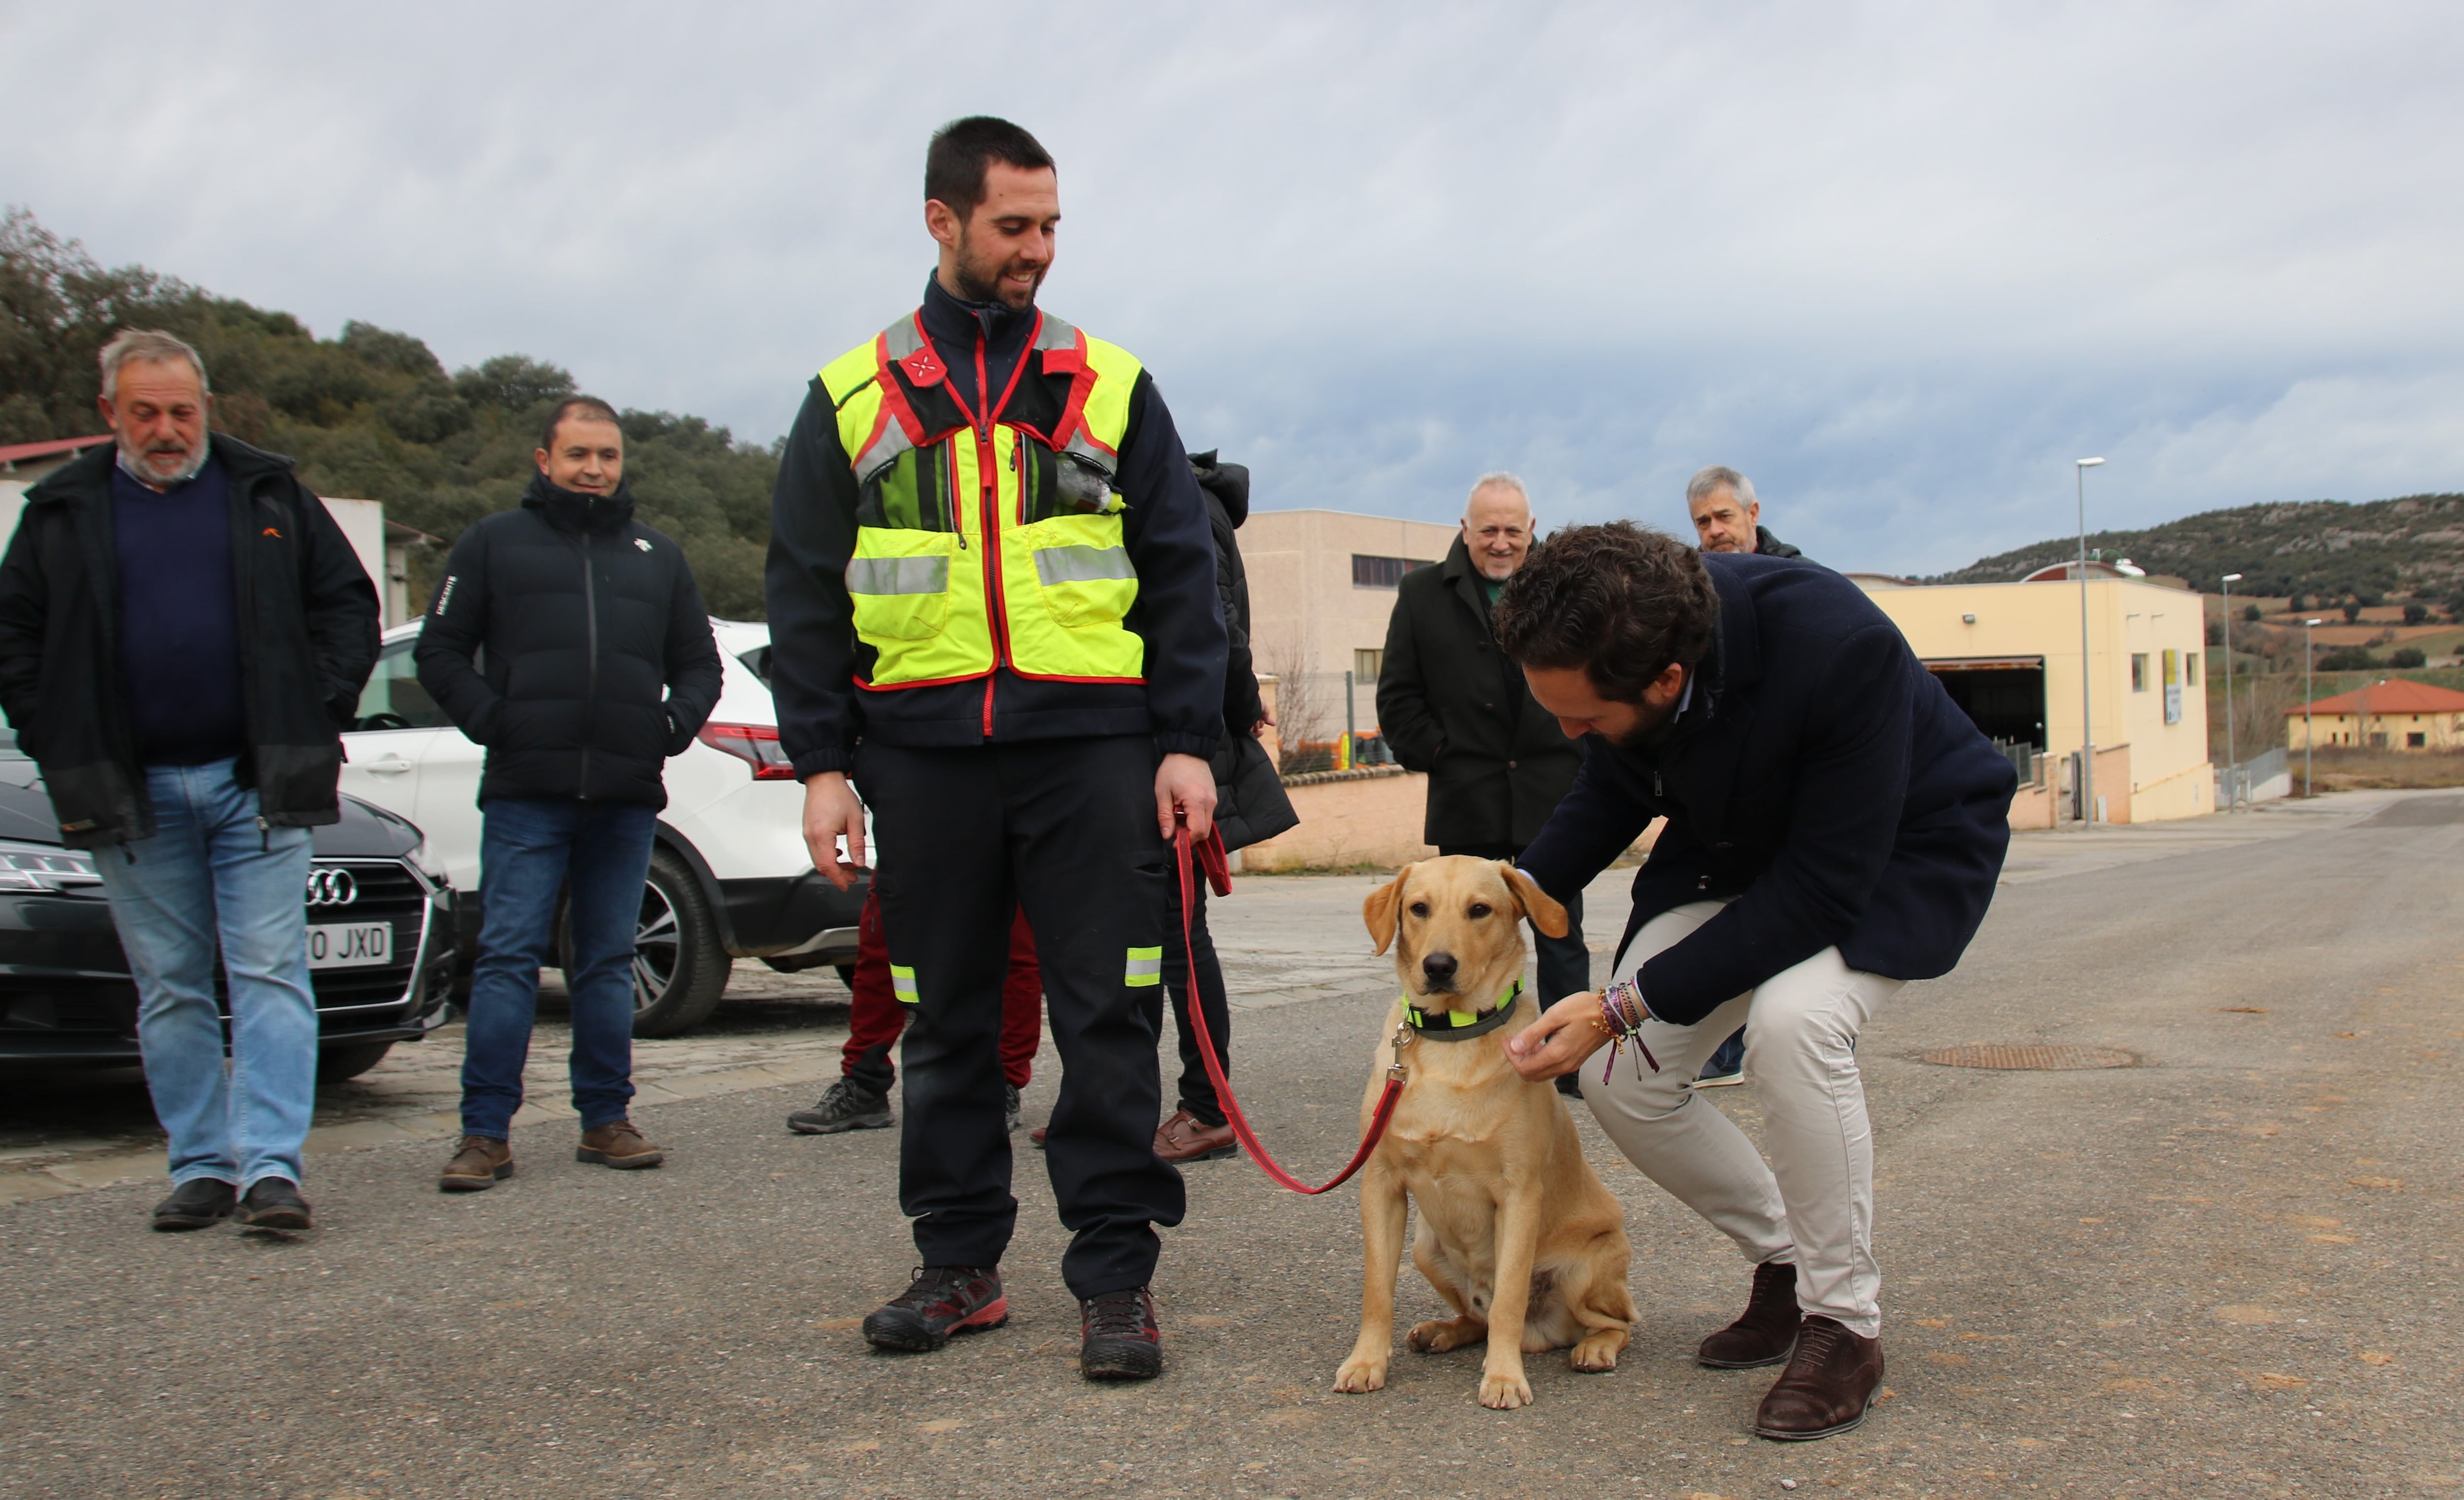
top-left (1495, 522), bottom-right (2015, 1441)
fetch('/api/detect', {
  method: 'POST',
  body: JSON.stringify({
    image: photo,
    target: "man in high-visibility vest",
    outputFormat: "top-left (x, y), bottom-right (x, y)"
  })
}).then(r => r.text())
top-left (766, 116), bottom-right (1227, 1383)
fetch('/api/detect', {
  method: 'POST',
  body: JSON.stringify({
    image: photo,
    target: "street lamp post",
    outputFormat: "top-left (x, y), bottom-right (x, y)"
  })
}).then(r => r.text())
top-left (2303, 617), bottom-right (2321, 796)
top-left (2075, 458), bottom-right (2105, 827)
top-left (2221, 573), bottom-right (2244, 811)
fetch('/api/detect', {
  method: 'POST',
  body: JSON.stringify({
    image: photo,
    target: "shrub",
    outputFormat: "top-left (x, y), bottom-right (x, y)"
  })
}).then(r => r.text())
top-left (2318, 647), bottom-right (2381, 670)
top-left (2390, 647), bottom-right (2428, 669)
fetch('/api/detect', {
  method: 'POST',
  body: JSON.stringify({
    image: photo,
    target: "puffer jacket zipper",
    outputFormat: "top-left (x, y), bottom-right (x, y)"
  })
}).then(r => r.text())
top-left (578, 531), bottom-right (598, 798)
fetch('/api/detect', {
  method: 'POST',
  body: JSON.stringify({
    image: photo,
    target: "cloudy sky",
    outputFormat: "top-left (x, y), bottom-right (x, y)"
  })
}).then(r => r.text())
top-left (5, 2), bottom-right (2459, 574)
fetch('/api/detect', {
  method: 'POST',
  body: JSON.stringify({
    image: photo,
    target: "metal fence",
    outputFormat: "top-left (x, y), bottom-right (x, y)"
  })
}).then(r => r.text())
top-left (1272, 671), bottom-right (1396, 775)
top-left (1991, 737), bottom-right (2044, 790)
top-left (2217, 747), bottom-right (2291, 810)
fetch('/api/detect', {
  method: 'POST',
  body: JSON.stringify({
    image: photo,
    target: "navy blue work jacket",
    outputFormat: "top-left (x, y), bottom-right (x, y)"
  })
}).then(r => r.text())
top-left (1517, 552), bottom-right (2017, 1025)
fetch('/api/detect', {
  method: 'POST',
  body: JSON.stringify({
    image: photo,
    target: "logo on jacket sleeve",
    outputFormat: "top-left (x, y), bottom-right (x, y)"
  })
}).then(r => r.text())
top-left (635, 538), bottom-right (652, 552)
top-left (433, 576), bottom-right (456, 615)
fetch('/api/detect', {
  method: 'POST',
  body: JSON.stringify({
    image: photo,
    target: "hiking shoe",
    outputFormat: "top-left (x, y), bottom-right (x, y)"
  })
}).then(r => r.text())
top-left (788, 1078), bottom-right (893, 1135)
top-left (576, 1120), bottom-right (663, 1169)
top-left (151, 1177), bottom-right (237, 1232)
top-left (1692, 1060), bottom-right (1746, 1089)
top-left (1004, 1083), bottom-right (1022, 1134)
top-left (861, 1265), bottom-right (1008, 1352)
top-left (1079, 1285), bottom-right (1164, 1380)
top-left (236, 1177), bottom-right (312, 1232)
top-left (1153, 1108), bottom-right (1237, 1163)
top-left (438, 1135), bottom-right (513, 1193)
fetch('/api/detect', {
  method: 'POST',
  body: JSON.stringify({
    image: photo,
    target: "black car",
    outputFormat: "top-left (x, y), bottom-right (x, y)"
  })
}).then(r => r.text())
top-left (0, 739), bottom-right (456, 1081)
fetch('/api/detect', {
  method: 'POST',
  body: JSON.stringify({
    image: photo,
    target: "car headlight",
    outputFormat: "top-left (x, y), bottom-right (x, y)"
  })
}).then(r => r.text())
top-left (0, 839), bottom-right (102, 891)
top-left (405, 839), bottom-right (449, 886)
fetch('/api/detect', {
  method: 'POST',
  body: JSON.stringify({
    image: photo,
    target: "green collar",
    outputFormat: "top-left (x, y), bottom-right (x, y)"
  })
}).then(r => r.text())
top-left (1403, 978), bottom-right (1525, 1042)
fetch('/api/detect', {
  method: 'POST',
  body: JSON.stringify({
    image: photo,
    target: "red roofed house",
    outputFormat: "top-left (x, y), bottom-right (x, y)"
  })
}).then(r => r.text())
top-left (2287, 679), bottom-right (2464, 751)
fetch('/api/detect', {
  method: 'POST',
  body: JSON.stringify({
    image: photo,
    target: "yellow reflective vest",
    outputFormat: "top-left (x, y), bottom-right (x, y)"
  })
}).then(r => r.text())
top-left (820, 310), bottom-right (1147, 694)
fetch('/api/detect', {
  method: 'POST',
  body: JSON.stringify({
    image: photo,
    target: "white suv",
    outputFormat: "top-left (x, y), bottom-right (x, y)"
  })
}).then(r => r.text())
top-left (341, 618), bottom-right (863, 1035)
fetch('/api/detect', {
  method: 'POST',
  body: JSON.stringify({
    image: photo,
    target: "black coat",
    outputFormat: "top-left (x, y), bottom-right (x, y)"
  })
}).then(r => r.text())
top-left (1518, 552), bottom-right (2017, 1025)
top-left (1190, 452), bottom-right (1295, 852)
top-left (415, 474), bottom-right (723, 810)
top-left (0, 438), bottom-right (380, 847)
top-left (1375, 535), bottom-right (1583, 848)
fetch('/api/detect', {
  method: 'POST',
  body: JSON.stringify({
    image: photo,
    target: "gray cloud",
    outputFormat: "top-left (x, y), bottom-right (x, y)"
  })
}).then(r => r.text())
top-left (5, 0), bottom-right (2459, 574)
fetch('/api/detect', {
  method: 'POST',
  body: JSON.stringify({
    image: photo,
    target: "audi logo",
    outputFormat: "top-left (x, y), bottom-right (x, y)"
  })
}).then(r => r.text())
top-left (305, 869), bottom-right (359, 908)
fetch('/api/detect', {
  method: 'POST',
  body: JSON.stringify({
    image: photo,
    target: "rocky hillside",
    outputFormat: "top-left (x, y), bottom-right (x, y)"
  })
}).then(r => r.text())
top-left (1932, 493), bottom-right (2464, 606)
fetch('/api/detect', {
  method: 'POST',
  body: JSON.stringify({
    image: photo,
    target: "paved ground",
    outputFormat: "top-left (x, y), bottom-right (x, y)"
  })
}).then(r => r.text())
top-left (2, 790), bottom-right (2458, 1499)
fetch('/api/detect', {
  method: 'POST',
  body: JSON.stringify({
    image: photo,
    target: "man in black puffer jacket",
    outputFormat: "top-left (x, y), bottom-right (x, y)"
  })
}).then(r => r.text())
top-left (416, 397), bottom-right (722, 1190)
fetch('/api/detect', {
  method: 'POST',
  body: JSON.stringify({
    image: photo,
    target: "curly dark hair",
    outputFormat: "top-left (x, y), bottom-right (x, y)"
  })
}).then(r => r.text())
top-left (1493, 522), bottom-right (1719, 703)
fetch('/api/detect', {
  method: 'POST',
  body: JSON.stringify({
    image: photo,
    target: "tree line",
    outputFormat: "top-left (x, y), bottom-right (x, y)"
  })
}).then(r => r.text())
top-left (1, 207), bottom-right (777, 617)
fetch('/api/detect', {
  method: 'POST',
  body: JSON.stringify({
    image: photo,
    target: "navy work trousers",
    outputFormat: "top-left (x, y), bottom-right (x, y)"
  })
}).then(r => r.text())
top-left (855, 735), bottom-right (1184, 1299)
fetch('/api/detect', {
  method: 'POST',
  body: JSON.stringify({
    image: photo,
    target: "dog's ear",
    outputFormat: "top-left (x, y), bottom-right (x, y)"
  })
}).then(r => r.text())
top-left (1499, 862), bottom-right (1570, 939)
top-left (1363, 865), bottom-right (1414, 955)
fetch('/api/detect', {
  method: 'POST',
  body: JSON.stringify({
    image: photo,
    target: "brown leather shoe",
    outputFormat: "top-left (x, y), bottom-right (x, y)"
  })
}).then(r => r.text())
top-left (438, 1135), bottom-right (513, 1193)
top-left (1753, 1315), bottom-right (1884, 1441)
top-left (1153, 1108), bottom-right (1237, 1163)
top-left (1699, 1259), bottom-right (1801, 1368)
top-left (575, 1120), bottom-right (664, 1169)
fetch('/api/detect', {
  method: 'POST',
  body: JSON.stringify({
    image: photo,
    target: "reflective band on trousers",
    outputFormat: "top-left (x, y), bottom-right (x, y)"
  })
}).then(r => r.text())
top-left (847, 556), bottom-right (951, 596)
top-left (1032, 545), bottom-right (1135, 587)
top-left (890, 963), bottom-right (920, 1004)
top-left (1124, 946), bottom-right (1163, 988)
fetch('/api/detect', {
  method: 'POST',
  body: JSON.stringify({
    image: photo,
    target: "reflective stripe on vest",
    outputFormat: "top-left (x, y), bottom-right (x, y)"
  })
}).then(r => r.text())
top-left (821, 310), bottom-right (1147, 689)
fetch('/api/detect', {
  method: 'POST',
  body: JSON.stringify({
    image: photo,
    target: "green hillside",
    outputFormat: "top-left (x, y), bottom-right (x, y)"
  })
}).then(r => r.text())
top-left (1934, 492), bottom-right (2464, 609)
top-left (0, 207), bottom-right (776, 617)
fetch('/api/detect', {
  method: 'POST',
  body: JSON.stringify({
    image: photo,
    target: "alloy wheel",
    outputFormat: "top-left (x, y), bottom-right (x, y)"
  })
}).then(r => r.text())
top-left (632, 881), bottom-right (682, 1014)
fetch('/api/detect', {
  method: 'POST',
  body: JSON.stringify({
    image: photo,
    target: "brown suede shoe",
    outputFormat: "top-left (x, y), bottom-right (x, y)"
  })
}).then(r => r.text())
top-left (1753, 1315), bottom-right (1885, 1441)
top-left (1153, 1108), bottom-right (1237, 1163)
top-left (575, 1120), bottom-right (664, 1169)
top-left (438, 1135), bottom-right (513, 1193)
top-left (1699, 1259), bottom-right (1801, 1368)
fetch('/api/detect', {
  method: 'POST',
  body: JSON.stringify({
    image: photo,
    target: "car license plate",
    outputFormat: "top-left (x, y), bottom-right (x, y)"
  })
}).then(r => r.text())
top-left (307, 921), bottom-right (391, 969)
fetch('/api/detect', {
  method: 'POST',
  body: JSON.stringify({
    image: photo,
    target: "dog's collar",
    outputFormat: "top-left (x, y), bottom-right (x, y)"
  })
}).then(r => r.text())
top-left (1403, 978), bottom-right (1525, 1042)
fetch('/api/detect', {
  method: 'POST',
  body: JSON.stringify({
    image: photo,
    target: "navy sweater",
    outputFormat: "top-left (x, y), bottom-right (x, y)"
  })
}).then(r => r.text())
top-left (111, 457), bottom-right (247, 766)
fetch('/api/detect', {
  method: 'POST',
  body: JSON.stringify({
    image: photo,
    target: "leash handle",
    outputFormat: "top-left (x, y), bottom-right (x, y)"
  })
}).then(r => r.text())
top-left (1170, 826), bottom-right (1401, 1195)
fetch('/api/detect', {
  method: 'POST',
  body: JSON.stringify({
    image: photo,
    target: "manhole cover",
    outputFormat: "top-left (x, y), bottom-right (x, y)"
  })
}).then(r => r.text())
top-left (1920, 1043), bottom-right (2139, 1071)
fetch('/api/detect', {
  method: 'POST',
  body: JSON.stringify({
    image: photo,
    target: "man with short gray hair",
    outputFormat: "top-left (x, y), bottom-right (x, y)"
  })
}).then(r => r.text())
top-left (1687, 466), bottom-right (1803, 560)
top-left (1376, 473), bottom-right (1588, 1059)
top-left (0, 329), bottom-right (380, 1233)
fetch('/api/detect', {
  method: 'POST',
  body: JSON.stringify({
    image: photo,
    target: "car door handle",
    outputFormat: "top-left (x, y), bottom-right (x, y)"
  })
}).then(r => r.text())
top-left (364, 757), bottom-right (415, 776)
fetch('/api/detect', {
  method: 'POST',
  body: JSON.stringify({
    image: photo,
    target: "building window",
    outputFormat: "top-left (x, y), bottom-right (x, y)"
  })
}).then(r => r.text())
top-left (2130, 653), bottom-right (2149, 691)
top-left (1351, 554), bottom-right (1428, 589)
top-left (1354, 648), bottom-right (1384, 682)
top-left (2409, 732), bottom-right (2428, 748)
top-left (2184, 653), bottom-right (2199, 686)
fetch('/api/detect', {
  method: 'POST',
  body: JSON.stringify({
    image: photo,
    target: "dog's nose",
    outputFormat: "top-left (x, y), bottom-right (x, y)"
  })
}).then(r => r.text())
top-left (1421, 951), bottom-right (1458, 987)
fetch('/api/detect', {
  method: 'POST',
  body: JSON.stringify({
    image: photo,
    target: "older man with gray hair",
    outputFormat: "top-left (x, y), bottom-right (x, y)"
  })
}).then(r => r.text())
top-left (1687, 465), bottom-right (1804, 560)
top-left (1376, 473), bottom-right (1589, 1076)
top-left (0, 329), bottom-right (379, 1234)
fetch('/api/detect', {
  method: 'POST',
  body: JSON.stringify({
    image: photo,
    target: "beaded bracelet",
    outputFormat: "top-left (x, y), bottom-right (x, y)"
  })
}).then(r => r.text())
top-left (1592, 977), bottom-right (1659, 1082)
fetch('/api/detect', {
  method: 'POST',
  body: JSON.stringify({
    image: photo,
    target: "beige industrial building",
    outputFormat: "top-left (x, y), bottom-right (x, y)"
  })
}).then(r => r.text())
top-left (1856, 574), bottom-right (2214, 823)
top-left (1240, 509), bottom-right (1460, 682)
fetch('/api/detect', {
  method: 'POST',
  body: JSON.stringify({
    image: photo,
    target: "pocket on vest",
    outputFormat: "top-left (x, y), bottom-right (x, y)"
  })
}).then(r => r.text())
top-left (846, 534), bottom-right (957, 642)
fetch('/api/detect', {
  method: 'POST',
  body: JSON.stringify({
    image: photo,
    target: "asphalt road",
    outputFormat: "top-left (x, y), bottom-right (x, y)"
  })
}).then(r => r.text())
top-left (2, 790), bottom-right (2459, 1500)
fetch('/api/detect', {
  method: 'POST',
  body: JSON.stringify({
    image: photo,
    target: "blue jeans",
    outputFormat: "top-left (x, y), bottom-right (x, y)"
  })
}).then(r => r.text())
top-left (459, 798), bottom-right (658, 1139)
top-left (97, 759), bottom-right (317, 1191)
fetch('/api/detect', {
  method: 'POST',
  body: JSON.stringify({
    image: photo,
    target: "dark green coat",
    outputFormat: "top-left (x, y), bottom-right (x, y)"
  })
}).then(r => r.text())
top-left (1374, 536), bottom-right (1581, 848)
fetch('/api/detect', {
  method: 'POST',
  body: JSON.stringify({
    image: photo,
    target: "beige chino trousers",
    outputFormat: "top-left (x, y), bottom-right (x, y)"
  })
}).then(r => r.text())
top-left (1576, 900), bottom-right (1900, 1337)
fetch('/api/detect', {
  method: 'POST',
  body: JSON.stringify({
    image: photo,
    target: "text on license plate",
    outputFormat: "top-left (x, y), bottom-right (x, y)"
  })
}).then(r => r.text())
top-left (307, 921), bottom-right (391, 969)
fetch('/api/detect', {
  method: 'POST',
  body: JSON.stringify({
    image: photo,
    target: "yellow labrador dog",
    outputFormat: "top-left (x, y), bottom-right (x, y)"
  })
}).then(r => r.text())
top-left (1333, 856), bottom-right (1635, 1409)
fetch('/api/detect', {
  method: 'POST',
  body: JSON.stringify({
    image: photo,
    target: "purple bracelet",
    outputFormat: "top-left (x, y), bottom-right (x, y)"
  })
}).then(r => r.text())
top-left (1596, 978), bottom-right (1659, 1082)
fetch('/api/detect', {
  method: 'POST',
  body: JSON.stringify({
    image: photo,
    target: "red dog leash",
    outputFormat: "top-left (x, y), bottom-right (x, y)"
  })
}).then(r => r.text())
top-left (1170, 825), bottom-right (1403, 1194)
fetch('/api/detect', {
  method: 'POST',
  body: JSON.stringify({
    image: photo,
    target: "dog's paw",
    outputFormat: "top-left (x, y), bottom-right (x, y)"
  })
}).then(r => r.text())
top-left (1333, 1355), bottom-right (1388, 1394)
top-left (1569, 1331), bottom-right (1625, 1372)
top-left (1477, 1369), bottom-right (1535, 1409)
top-left (1407, 1316), bottom-right (1483, 1353)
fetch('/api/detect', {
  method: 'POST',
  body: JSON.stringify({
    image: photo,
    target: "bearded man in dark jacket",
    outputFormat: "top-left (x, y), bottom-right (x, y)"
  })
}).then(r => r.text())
top-left (416, 396), bottom-right (722, 1190)
top-left (0, 330), bottom-right (379, 1234)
